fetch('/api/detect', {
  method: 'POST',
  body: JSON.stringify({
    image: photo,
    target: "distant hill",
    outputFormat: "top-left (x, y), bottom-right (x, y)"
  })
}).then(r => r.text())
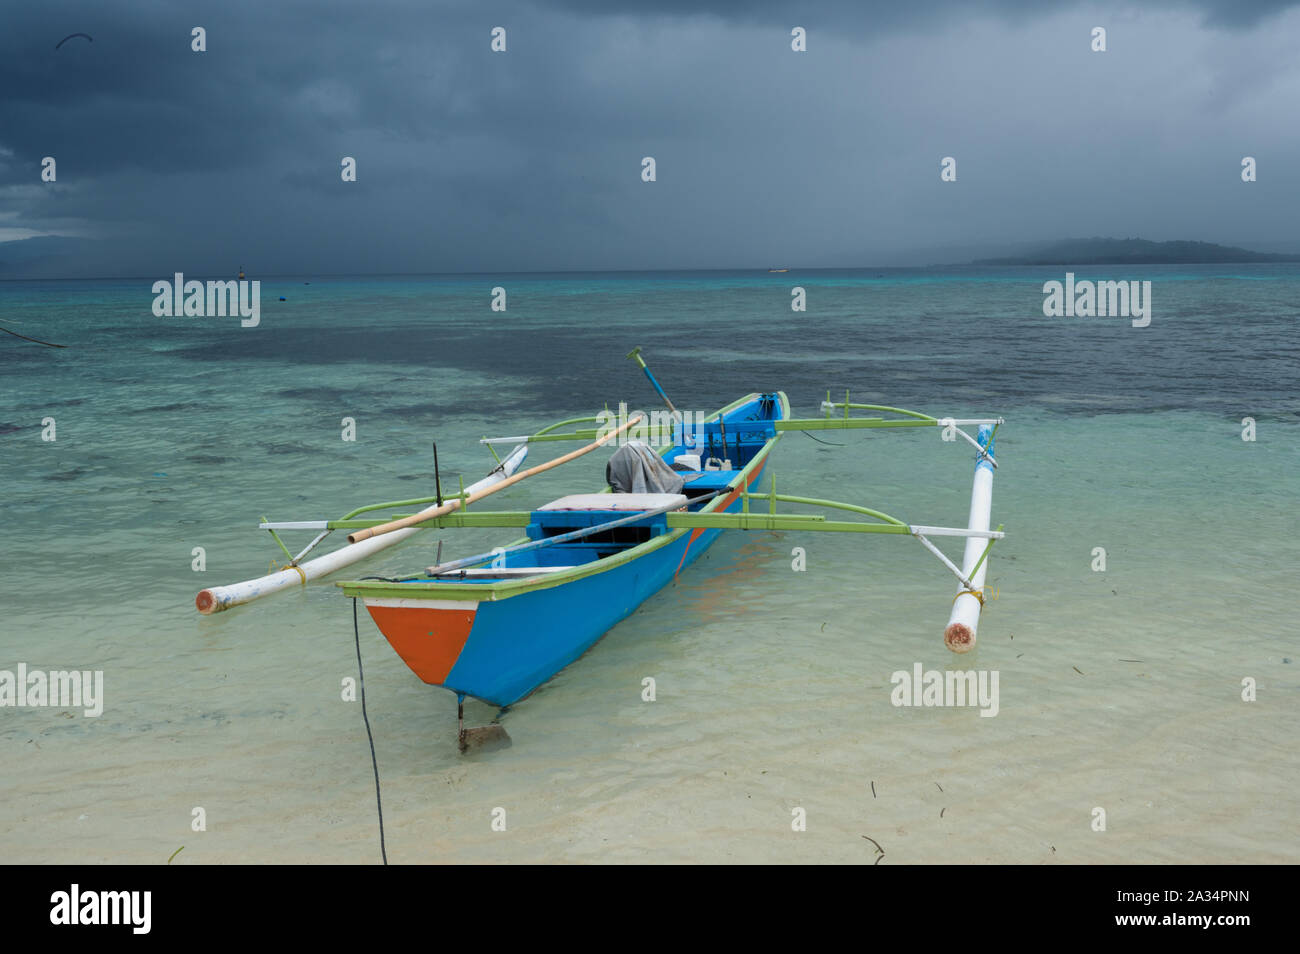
top-left (0, 235), bottom-right (100, 276)
top-left (972, 238), bottom-right (1300, 266)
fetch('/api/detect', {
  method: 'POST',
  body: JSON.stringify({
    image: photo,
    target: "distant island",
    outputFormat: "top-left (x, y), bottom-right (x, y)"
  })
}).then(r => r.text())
top-left (972, 238), bottom-right (1300, 266)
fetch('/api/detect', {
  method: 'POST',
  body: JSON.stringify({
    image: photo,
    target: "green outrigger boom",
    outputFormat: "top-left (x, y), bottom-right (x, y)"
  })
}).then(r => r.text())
top-left (478, 391), bottom-right (1000, 467)
top-left (307, 489), bottom-right (1004, 596)
top-left (205, 360), bottom-right (1005, 658)
top-left (463, 390), bottom-right (1007, 598)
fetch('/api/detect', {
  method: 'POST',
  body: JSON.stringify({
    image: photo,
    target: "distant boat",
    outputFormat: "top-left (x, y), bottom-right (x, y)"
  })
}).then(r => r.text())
top-left (768, 267), bottom-right (789, 273)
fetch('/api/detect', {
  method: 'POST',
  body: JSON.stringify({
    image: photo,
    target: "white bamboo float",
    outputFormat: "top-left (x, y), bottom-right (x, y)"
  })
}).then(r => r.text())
top-left (195, 444), bottom-right (528, 615)
top-left (944, 424), bottom-right (997, 653)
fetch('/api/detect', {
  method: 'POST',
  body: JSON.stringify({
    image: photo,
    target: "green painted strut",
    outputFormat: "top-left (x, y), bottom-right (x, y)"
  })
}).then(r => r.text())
top-left (738, 491), bottom-right (907, 527)
top-left (669, 513), bottom-right (909, 535)
top-left (261, 515), bottom-right (297, 563)
top-left (338, 492), bottom-right (469, 521)
top-left (966, 523), bottom-right (1003, 579)
top-left (777, 418), bottom-right (936, 431)
top-left (505, 424), bottom-right (678, 444)
top-left (532, 415), bottom-right (601, 438)
top-left (669, 490), bottom-right (911, 534)
top-left (830, 402), bottom-right (938, 422)
top-left (324, 511), bottom-right (533, 531)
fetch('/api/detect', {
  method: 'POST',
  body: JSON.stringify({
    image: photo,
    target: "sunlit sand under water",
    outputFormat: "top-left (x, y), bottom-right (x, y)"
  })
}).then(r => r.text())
top-left (0, 270), bottom-right (1296, 863)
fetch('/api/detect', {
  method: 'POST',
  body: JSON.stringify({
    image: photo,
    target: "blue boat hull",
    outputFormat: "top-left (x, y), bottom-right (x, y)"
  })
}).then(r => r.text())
top-left (442, 464), bottom-right (765, 705)
top-left (352, 392), bottom-right (787, 707)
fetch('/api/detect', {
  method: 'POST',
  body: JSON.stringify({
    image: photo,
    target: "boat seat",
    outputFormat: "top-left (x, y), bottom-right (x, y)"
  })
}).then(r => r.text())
top-left (538, 492), bottom-right (688, 512)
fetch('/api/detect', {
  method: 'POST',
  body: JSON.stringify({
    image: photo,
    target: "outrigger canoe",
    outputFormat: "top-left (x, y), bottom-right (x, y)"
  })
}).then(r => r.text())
top-left (198, 349), bottom-right (1006, 749)
top-left (338, 391), bottom-right (789, 708)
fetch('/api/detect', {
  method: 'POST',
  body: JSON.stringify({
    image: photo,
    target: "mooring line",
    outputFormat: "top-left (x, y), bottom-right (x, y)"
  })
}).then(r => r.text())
top-left (0, 323), bottom-right (67, 348)
top-left (796, 428), bottom-right (845, 446)
top-left (352, 597), bottom-right (388, 865)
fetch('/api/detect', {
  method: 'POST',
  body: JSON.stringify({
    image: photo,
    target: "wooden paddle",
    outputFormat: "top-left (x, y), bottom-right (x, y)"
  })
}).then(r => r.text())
top-left (346, 413), bottom-right (644, 543)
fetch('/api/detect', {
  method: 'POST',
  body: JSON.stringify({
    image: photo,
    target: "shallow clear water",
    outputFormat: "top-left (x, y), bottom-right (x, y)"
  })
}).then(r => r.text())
top-left (1, 266), bottom-right (1296, 862)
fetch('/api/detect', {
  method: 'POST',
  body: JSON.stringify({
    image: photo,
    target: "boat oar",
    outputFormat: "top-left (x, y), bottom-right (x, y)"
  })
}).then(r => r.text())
top-left (627, 346), bottom-right (676, 415)
top-left (346, 413), bottom-right (645, 544)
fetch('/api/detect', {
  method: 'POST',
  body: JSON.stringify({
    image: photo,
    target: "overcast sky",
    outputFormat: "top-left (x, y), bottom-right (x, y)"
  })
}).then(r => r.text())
top-left (3, 0), bottom-right (1299, 276)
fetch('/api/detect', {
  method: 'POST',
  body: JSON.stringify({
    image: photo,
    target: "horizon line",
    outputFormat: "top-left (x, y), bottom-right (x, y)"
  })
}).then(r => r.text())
top-left (6, 260), bottom-right (1300, 283)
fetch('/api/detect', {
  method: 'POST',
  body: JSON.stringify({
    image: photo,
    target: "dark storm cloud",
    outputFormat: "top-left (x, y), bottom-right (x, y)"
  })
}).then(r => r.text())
top-left (536, 0), bottom-right (1298, 28)
top-left (2, 0), bottom-right (1300, 275)
top-left (1, 2), bottom-right (485, 175)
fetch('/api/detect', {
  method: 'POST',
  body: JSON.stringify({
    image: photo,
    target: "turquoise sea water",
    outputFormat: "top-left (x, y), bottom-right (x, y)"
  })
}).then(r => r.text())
top-left (1, 266), bottom-right (1296, 863)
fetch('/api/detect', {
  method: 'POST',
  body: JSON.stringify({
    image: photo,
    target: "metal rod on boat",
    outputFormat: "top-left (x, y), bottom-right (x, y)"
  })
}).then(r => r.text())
top-left (433, 442), bottom-right (443, 507)
top-left (291, 529), bottom-right (332, 564)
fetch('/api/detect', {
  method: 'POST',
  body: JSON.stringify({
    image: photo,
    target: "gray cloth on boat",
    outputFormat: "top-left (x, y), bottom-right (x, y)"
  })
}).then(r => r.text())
top-left (606, 441), bottom-right (685, 495)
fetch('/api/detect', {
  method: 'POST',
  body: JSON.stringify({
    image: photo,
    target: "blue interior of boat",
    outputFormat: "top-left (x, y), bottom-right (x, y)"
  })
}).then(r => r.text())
top-left (525, 508), bottom-right (671, 565)
top-left (429, 393), bottom-right (782, 578)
